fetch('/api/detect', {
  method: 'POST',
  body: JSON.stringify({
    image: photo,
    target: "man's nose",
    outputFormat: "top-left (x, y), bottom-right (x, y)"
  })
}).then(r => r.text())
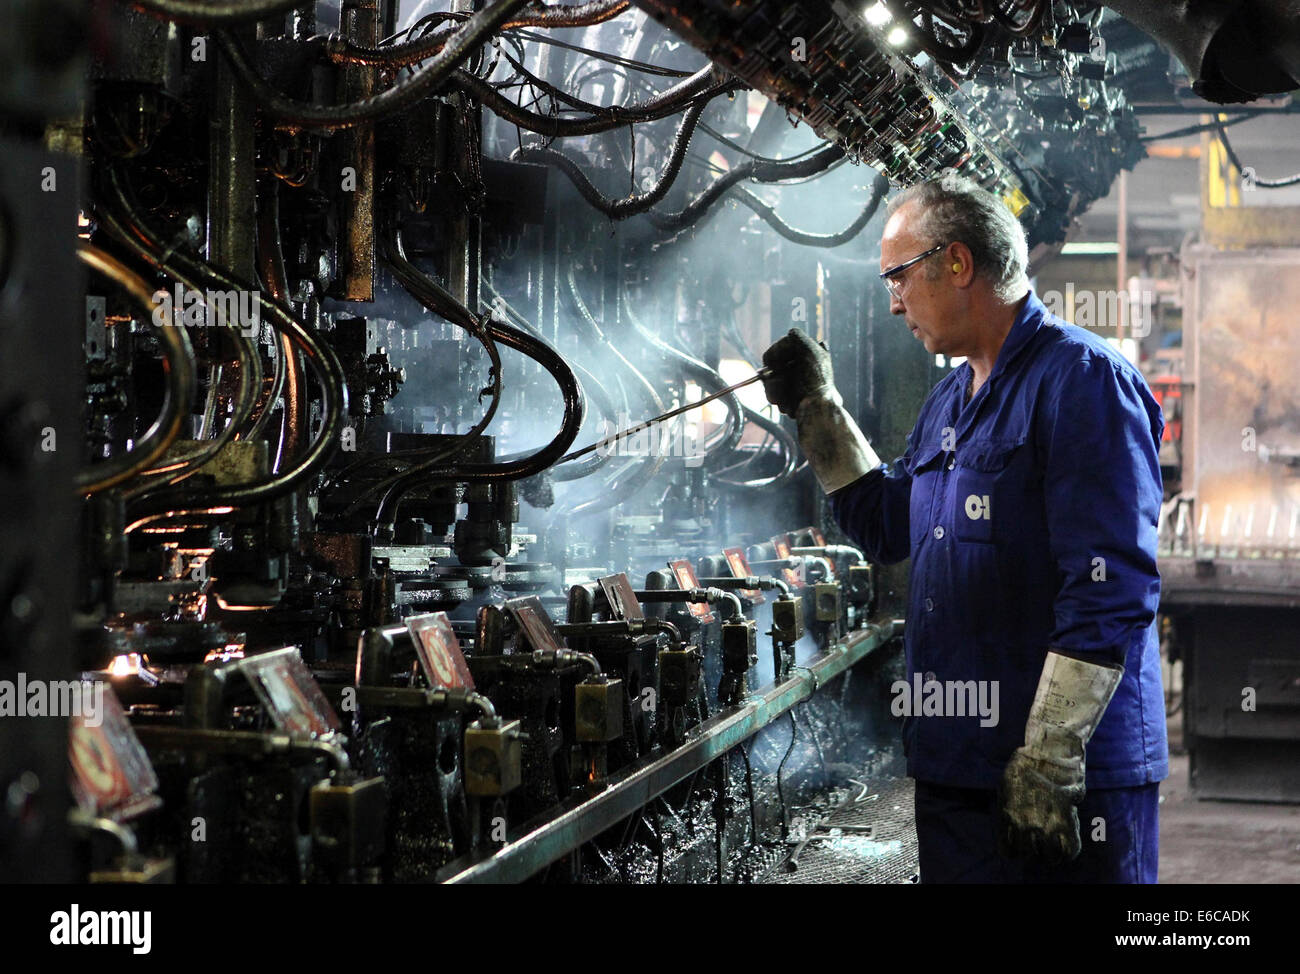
top-left (889, 292), bottom-right (905, 315)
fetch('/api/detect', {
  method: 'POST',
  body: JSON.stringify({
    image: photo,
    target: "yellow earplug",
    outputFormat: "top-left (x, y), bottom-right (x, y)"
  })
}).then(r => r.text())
top-left (952, 263), bottom-right (961, 273)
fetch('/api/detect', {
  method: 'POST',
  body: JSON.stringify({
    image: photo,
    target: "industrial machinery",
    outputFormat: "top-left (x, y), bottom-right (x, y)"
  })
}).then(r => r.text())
top-left (0, 0), bottom-right (1294, 883)
top-left (1158, 243), bottom-right (1300, 803)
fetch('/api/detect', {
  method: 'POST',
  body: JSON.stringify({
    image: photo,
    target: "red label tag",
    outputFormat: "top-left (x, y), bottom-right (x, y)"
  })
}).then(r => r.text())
top-left (240, 648), bottom-right (341, 737)
top-left (406, 612), bottom-right (476, 690)
top-left (505, 595), bottom-right (566, 654)
top-left (668, 559), bottom-right (715, 623)
top-left (723, 547), bottom-right (765, 605)
top-left (771, 535), bottom-right (804, 589)
top-left (598, 572), bottom-right (644, 621)
top-left (69, 684), bottom-right (159, 821)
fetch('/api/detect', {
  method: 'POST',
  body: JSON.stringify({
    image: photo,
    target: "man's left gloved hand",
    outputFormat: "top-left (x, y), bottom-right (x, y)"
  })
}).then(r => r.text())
top-left (998, 651), bottom-right (1124, 865)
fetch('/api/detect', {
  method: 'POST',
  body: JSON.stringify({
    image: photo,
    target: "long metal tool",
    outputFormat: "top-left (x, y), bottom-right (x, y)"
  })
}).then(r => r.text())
top-left (559, 367), bottom-right (773, 464)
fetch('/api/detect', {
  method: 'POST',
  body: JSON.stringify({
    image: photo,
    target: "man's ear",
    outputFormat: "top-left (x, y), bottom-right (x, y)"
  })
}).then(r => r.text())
top-left (948, 242), bottom-right (976, 286)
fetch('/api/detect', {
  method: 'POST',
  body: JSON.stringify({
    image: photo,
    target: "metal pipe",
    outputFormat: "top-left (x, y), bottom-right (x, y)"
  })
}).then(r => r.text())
top-left (560, 369), bottom-right (771, 464)
top-left (74, 244), bottom-right (196, 496)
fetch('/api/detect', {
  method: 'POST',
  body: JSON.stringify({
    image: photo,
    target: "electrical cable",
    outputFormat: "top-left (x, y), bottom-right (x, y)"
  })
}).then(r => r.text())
top-left (727, 173), bottom-right (890, 248)
top-left (505, 26), bottom-right (696, 77)
top-left (696, 123), bottom-right (829, 165)
top-left (456, 64), bottom-right (734, 138)
top-left (642, 143), bottom-right (846, 233)
top-left (511, 100), bottom-right (705, 218)
top-left (483, 276), bottom-right (624, 481)
top-left (215, 0), bottom-right (532, 131)
top-left (332, 0), bottom-right (631, 65)
top-left (557, 268), bottom-right (667, 516)
top-left (1138, 111), bottom-right (1260, 142)
top-left (619, 288), bottom-right (744, 467)
top-left (1213, 119), bottom-right (1300, 187)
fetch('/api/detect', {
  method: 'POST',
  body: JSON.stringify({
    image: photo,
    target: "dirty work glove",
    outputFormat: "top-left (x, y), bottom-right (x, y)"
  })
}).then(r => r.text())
top-left (761, 328), bottom-right (835, 417)
top-left (998, 651), bottom-right (1124, 865)
top-left (761, 329), bottom-right (880, 494)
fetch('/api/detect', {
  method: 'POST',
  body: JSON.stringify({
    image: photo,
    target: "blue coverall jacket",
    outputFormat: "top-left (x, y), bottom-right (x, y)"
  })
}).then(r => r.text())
top-left (829, 290), bottom-right (1169, 790)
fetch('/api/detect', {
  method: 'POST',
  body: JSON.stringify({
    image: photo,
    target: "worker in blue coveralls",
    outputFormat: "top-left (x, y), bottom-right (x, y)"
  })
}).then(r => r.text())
top-left (760, 174), bottom-right (1168, 883)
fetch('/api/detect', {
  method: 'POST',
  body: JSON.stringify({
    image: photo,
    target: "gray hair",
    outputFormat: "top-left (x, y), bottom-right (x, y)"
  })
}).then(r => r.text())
top-left (886, 173), bottom-right (1029, 302)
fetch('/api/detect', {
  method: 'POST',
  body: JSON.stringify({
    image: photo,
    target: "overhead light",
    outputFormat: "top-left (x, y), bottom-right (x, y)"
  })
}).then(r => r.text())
top-left (864, 2), bottom-right (892, 26)
top-left (886, 26), bottom-right (909, 46)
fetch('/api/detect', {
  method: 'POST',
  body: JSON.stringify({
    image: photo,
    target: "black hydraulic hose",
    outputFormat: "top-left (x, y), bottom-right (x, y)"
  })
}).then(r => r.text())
top-left (990, 0), bottom-right (1045, 36)
top-left (560, 268), bottom-right (666, 515)
top-left (454, 64), bottom-right (734, 138)
top-left (643, 144), bottom-right (846, 233)
top-left (74, 244), bottom-right (196, 496)
top-left (534, 358), bottom-right (626, 482)
top-left (565, 266), bottom-right (664, 424)
top-left (99, 168), bottom-right (348, 513)
top-left (371, 248), bottom-right (585, 530)
top-left (1213, 120), bottom-right (1300, 188)
top-left (126, 0), bottom-right (305, 23)
top-left (714, 405), bottom-right (801, 489)
top-left (484, 278), bottom-right (622, 481)
top-left (731, 173), bottom-right (890, 249)
top-left (510, 100), bottom-right (706, 219)
top-left (215, 0), bottom-right (532, 131)
top-left (620, 289), bottom-right (743, 468)
top-left (331, 0), bottom-right (631, 66)
top-left (326, 233), bottom-right (505, 506)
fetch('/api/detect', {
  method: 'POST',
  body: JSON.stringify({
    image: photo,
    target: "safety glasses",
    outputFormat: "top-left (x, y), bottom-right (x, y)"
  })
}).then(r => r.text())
top-left (879, 242), bottom-right (946, 298)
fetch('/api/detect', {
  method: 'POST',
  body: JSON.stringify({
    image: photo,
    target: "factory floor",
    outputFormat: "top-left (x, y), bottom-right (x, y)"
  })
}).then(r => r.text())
top-left (1156, 710), bottom-right (1300, 885)
top-left (769, 707), bottom-right (1300, 884)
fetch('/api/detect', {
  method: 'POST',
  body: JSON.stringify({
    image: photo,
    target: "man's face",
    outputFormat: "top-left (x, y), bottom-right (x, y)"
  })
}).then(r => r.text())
top-left (880, 202), bottom-right (965, 356)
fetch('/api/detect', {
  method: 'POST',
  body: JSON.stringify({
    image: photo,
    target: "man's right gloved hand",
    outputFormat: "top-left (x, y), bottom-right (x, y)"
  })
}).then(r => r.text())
top-left (761, 328), bottom-right (836, 417)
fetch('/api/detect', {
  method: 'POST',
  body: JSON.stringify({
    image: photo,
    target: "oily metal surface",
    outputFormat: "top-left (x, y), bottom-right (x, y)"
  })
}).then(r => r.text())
top-left (759, 771), bottom-right (919, 885)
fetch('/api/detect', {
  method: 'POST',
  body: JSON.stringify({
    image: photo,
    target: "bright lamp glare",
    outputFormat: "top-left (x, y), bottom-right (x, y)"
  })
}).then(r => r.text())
top-left (864, 2), bottom-right (892, 26)
top-left (886, 25), bottom-right (908, 46)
